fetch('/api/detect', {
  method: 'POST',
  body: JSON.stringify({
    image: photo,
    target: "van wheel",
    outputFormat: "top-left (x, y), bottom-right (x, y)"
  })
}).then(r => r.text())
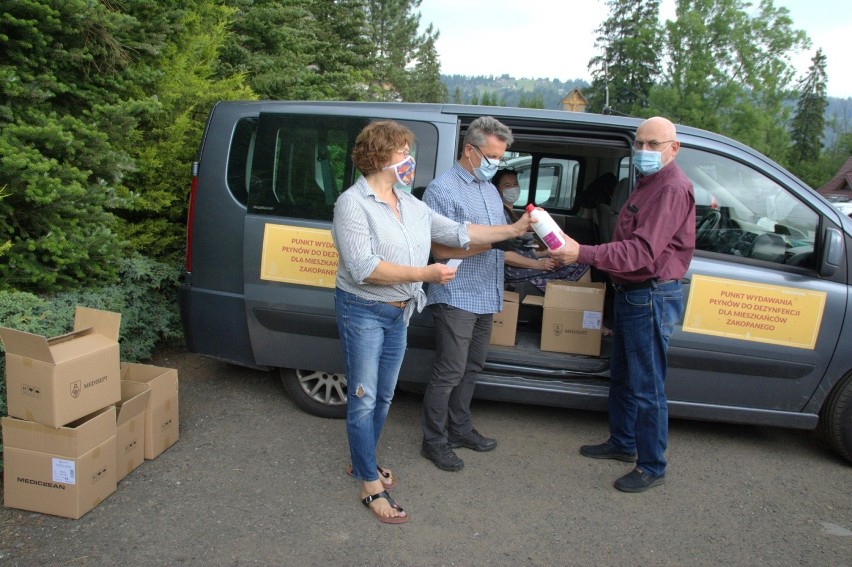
top-left (818, 371), bottom-right (852, 463)
top-left (279, 368), bottom-right (347, 419)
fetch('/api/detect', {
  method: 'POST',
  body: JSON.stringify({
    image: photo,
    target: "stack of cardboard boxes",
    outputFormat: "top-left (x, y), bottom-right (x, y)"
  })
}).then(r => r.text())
top-left (0, 307), bottom-right (179, 519)
top-left (490, 276), bottom-right (607, 356)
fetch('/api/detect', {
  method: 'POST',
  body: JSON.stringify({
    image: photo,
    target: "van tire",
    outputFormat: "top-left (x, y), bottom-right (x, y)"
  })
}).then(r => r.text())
top-left (280, 368), bottom-right (347, 419)
top-left (818, 371), bottom-right (852, 463)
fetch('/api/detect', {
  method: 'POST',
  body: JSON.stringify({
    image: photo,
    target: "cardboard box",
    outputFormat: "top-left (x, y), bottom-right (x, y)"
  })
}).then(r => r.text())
top-left (115, 381), bottom-right (151, 481)
top-left (120, 363), bottom-right (179, 460)
top-left (527, 281), bottom-right (606, 355)
top-left (2, 406), bottom-right (117, 519)
top-left (490, 291), bottom-right (520, 346)
top-left (0, 307), bottom-right (121, 428)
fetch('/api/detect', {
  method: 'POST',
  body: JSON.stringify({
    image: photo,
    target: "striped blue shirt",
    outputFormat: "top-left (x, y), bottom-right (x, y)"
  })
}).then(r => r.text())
top-left (424, 162), bottom-right (506, 314)
top-left (332, 176), bottom-right (470, 323)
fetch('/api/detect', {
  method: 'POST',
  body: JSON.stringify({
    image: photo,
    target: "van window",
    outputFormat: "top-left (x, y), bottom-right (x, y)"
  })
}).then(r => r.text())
top-left (247, 114), bottom-right (369, 221)
top-left (246, 114), bottom-right (438, 220)
top-left (503, 155), bottom-right (579, 209)
top-left (226, 117), bottom-right (257, 206)
top-left (678, 147), bottom-right (818, 269)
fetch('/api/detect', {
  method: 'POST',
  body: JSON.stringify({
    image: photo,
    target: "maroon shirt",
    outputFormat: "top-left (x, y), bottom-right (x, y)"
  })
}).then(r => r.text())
top-left (578, 161), bottom-right (695, 284)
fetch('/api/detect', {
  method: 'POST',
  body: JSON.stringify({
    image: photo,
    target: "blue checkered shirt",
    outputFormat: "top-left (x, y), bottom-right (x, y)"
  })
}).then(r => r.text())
top-left (423, 162), bottom-right (506, 314)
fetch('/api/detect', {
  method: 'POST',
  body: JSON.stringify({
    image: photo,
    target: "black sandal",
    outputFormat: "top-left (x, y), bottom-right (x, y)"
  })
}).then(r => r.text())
top-left (362, 490), bottom-right (408, 524)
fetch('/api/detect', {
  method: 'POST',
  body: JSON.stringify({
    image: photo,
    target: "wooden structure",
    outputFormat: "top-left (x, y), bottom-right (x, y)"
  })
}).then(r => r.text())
top-left (560, 88), bottom-right (588, 113)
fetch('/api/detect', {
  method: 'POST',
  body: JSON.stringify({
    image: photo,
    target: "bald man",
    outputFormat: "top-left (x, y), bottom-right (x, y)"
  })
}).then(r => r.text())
top-left (553, 116), bottom-right (695, 492)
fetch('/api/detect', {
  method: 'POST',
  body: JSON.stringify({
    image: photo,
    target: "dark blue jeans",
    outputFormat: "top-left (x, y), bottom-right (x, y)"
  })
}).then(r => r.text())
top-left (608, 281), bottom-right (684, 477)
top-left (335, 288), bottom-right (407, 482)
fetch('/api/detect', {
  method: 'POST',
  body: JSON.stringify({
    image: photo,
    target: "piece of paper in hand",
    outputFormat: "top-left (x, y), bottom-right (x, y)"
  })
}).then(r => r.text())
top-left (446, 259), bottom-right (462, 269)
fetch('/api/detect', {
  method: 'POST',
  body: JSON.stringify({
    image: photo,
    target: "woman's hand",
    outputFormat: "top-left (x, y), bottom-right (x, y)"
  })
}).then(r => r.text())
top-left (423, 263), bottom-right (458, 284)
top-left (537, 258), bottom-right (557, 271)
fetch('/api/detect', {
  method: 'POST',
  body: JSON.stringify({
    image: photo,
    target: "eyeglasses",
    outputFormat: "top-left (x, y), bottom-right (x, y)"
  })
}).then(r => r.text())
top-left (633, 139), bottom-right (674, 151)
top-left (471, 144), bottom-right (506, 167)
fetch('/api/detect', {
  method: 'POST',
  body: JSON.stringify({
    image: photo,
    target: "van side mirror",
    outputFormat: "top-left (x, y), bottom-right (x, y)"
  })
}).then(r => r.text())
top-left (819, 227), bottom-right (843, 278)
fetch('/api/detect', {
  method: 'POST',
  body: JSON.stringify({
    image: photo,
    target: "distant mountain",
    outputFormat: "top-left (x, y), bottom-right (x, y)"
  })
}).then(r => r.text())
top-left (441, 75), bottom-right (852, 146)
top-left (824, 97), bottom-right (852, 146)
top-left (441, 74), bottom-right (589, 110)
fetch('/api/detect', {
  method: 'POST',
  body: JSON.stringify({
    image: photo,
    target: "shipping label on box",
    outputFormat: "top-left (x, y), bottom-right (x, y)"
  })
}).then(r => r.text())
top-left (116, 381), bottom-right (151, 481)
top-left (0, 306), bottom-right (121, 428)
top-left (120, 363), bottom-right (179, 460)
top-left (2, 406), bottom-right (117, 519)
top-left (490, 291), bottom-right (520, 347)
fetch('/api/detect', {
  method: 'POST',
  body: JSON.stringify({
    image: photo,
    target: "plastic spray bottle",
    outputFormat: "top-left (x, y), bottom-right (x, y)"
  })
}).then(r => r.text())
top-left (525, 204), bottom-right (566, 251)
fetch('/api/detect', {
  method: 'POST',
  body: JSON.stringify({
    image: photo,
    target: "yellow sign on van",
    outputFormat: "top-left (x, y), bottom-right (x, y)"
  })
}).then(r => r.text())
top-left (683, 274), bottom-right (826, 349)
top-left (260, 225), bottom-right (338, 288)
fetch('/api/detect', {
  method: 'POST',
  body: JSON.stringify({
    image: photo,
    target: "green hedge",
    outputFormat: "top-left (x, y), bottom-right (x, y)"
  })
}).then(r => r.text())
top-left (0, 255), bottom-right (184, 474)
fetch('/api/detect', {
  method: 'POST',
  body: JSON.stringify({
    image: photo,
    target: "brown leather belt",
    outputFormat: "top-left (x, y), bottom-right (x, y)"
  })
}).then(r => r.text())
top-left (385, 299), bottom-right (410, 309)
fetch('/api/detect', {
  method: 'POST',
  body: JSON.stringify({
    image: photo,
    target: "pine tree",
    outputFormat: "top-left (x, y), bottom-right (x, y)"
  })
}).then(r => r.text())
top-left (402, 24), bottom-right (447, 103)
top-left (0, 0), bottom-right (137, 291)
top-left (587, 0), bottom-right (662, 116)
top-left (218, 0), bottom-right (321, 100)
top-left (305, 0), bottom-right (376, 101)
top-left (453, 86), bottom-right (463, 104)
top-left (790, 49), bottom-right (828, 164)
top-left (116, 1), bottom-right (256, 263)
top-left (365, 0), bottom-right (444, 102)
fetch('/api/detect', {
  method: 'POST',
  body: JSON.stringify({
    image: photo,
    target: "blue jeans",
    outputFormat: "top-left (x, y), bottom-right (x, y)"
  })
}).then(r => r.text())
top-left (608, 281), bottom-right (684, 477)
top-left (335, 288), bottom-right (407, 482)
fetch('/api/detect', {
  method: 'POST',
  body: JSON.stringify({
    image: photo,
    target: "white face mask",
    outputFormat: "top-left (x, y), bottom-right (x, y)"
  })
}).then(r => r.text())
top-left (501, 186), bottom-right (520, 204)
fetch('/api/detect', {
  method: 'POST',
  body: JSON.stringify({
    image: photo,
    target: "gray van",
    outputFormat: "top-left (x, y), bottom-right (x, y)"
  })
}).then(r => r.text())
top-left (179, 101), bottom-right (852, 463)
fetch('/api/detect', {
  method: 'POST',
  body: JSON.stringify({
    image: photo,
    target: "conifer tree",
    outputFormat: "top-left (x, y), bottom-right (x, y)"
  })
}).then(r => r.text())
top-left (218, 0), bottom-right (321, 100)
top-left (790, 49), bottom-right (828, 165)
top-left (0, 0), bottom-right (137, 291)
top-left (402, 24), bottom-right (448, 103)
top-left (587, 0), bottom-right (662, 116)
top-left (365, 0), bottom-right (443, 102)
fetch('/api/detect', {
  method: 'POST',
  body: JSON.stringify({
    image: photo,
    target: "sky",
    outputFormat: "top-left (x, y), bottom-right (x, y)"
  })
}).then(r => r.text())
top-left (417, 0), bottom-right (852, 99)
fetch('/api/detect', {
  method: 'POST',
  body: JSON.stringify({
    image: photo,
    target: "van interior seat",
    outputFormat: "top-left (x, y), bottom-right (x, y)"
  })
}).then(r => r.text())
top-left (596, 178), bottom-right (630, 243)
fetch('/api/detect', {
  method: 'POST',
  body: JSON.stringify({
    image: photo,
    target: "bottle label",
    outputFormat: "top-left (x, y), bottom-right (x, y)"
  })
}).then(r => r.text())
top-left (541, 231), bottom-right (564, 250)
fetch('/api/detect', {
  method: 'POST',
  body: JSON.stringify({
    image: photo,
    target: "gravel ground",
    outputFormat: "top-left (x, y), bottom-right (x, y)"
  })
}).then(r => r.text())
top-left (1, 348), bottom-right (850, 567)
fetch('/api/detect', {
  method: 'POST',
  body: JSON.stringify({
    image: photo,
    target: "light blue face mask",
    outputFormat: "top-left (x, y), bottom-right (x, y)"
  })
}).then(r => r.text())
top-left (471, 146), bottom-right (500, 181)
top-left (474, 159), bottom-right (499, 181)
top-left (634, 150), bottom-right (663, 175)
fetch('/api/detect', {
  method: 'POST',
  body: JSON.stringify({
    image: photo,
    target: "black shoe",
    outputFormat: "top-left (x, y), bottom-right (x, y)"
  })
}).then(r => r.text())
top-left (614, 468), bottom-right (665, 493)
top-left (447, 429), bottom-right (497, 452)
top-left (420, 441), bottom-right (464, 471)
top-left (579, 442), bottom-right (637, 462)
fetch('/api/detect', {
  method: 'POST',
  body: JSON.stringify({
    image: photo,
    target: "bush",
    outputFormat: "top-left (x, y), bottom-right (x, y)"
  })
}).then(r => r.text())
top-left (0, 255), bottom-right (183, 474)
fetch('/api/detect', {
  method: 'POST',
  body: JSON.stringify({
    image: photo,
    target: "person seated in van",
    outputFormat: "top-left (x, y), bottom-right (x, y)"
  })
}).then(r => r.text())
top-left (576, 171), bottom-right (618, 210)
top-left (331, 120), bottom-right (531, 524)
top-left (492, 168), bottom-right (590, 295)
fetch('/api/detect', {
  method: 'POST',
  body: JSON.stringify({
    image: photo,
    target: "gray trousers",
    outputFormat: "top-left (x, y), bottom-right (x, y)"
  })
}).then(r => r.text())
top-left (421, 303), bottom-right (493, 444)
